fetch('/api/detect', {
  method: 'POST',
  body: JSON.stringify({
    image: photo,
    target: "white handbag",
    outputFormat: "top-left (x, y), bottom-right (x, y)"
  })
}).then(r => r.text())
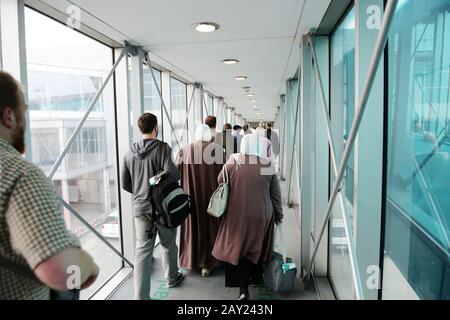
top-left (207, 165), bottom-right (229, 218)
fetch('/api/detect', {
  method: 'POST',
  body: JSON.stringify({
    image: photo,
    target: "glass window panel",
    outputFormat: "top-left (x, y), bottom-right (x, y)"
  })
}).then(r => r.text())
top-left (207, 95), bottom-right (214, 116)
top-left (170, 77), bottom-right (187, 155)
top-left (144, 67), bottom-right (163, 140)
top-left (328, 7), bottom-right (356, 300)
top-left (25, 7), bottom-right (123, 299)
top-left (383, 0), bottom-right (450, 300)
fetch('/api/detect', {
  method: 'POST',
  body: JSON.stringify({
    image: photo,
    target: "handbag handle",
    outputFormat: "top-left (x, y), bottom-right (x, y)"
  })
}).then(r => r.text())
top-left (277, 224), bottom-right (288, 263)
top-left (222, 164), bottom-right (229, 184)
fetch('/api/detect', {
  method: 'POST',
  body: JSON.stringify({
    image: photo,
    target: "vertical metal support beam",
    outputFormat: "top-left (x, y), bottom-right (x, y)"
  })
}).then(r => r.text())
top-left (115, 47), bottom-right (135, 264)
top-left (312, 36), bottom-right (330, 278)
top-left (279, 95), bottom-right (287, 179)
top-left (303, 0), bottom-right (398, 297)
top-left (0, 0), bottom-right (31, 161)
top-left (130, 47), bottom-right (145, 142)
top-left (300, 36), bottom-right (313, 272)
top-left (217, 97), bottom-right (225, 129)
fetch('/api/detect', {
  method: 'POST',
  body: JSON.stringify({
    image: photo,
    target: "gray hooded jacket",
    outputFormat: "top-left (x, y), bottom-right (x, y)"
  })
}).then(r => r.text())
top-left (121, 139), bottom-right (180, 217)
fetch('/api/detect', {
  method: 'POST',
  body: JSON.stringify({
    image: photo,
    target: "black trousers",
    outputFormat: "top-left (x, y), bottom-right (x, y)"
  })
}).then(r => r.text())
top-left (224, 258), bottom-right (263, 294)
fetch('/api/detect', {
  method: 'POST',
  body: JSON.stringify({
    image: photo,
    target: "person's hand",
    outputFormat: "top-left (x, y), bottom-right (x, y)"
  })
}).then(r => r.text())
top-left (81, 263), bottom-right (99, 289)
top-left (275, 215), bottom-right (283, 225)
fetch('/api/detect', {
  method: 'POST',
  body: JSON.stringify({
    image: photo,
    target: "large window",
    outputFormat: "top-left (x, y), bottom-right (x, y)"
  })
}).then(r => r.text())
top-left (328, 6), bottom-right (356, 300)
top-left (25, 8), bottom-right (123, 299)
top-left (144, 67), bottom-right (163, 140)
top-left (383, 0), bottom-right (450, 300)
top-left (207, 95), bottom-right (214, 116)
top-left (170, 77), bottom-right (187, 155)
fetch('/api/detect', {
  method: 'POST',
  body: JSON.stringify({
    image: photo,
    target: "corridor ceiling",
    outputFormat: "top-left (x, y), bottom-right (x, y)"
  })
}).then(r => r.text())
top-left (39, 0), bottom-right (331, 121)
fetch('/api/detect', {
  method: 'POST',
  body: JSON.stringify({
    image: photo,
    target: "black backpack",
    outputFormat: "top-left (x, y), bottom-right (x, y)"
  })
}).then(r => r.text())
top-left (148, 143), bottom-right (190, 229)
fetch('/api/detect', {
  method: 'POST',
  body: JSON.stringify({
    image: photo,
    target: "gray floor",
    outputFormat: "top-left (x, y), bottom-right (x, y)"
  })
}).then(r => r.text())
top-left (109, 180), bottom-right (317, 300)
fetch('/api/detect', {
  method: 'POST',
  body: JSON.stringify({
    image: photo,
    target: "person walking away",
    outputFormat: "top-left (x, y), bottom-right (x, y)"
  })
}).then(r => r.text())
top-left (212, 133), bottom-right (284, 300)
top-left (242, 124), bottom-right (252, 135)
top-left (266, 123), bottom-right (280, 158)
top-left (232, 125), bottom-right (243, 154)
top-left (177, 124), bottom-right (225, 277)
top-left (205, 116), bottom-right (219, 143)
top-left (121, 113), bottom-right (184, 300)
top-left (0, 71), bottom-right (99, 300)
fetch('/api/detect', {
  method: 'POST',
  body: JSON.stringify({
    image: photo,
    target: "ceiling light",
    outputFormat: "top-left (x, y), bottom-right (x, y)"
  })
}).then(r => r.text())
top-left (246, 93), bottom-right (255, 97)
top-left (222, 59), bottom-right (239, 65)
top-left (250, 99), bottom-right (256, 103)
top-left (242, 86), bottom-right (251, 90)
top-left (235, 76), bottom-right (247, 81)
top-left (193, 22), bottom-right (220, 33)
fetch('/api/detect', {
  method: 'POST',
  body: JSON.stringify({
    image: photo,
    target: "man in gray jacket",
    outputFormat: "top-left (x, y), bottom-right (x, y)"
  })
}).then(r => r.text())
top-left (121, 113), bottom-right (184, 300)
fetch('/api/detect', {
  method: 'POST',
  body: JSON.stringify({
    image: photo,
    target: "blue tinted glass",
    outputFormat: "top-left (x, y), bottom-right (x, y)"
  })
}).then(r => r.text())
top-left (383, 0), bottom-right (450, 300)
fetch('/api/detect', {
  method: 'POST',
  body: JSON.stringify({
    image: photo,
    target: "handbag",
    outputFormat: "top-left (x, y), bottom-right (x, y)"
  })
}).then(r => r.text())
top-left (0, 256), bottom-right (80, 300)
top-left (207, 164), bottom-right (229, 218)
top-left (264, 224), bottom-right (297, 293)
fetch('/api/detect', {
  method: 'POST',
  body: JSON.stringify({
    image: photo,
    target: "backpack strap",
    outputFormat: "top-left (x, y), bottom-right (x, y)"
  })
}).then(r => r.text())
top-left (158, 141), bottom-right (167, 173)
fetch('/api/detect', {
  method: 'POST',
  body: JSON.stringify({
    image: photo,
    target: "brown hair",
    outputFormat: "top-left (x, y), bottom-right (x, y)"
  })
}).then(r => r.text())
top-left (0, 71), bottom-right (21, 116)
top-left (138, 113), bottom-right (158, 134)
top-left (205, 116), bottom-right (217, 129)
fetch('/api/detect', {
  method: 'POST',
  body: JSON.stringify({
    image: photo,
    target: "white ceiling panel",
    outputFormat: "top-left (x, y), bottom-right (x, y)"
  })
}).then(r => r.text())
top-left (40, 0), bottom-right (331, 121)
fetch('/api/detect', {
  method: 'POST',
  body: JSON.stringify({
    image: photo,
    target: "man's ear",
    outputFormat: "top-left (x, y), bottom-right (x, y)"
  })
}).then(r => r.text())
top-left (1, 107), bottom-right (17, 130)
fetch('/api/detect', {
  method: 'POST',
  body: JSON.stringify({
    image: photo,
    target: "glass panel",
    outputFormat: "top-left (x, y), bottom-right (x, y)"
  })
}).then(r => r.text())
top-left (25, 8), bottom-right (123, 299)
top-left (329, 7), bottom-right (356, 300)
top-left (144, 67), bottom-right (163, 140)
top-left (207, 95), bottom-right (214, 116)
top-left (383, 0), bottom-right (450, 300)
top-left (170, 77), bottom-right (187, 156)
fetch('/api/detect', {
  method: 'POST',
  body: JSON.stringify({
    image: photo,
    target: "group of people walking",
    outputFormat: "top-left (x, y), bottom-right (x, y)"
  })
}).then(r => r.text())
top-left (0, 69), bottom-right (283, 300)
top-left (122, 113), bottom-right (283, 300)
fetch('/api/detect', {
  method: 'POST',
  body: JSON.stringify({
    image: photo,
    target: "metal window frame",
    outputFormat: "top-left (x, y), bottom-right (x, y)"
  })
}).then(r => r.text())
top-left (303, 0), bottom-right (399, 300)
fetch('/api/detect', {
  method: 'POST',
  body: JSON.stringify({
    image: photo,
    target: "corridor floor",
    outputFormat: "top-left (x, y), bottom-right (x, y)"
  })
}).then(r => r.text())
top-left (109, 181), bottom-right (317, 300)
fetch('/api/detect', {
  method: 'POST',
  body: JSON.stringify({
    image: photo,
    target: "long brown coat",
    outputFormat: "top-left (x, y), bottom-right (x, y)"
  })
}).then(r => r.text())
top-left (177, 141), bottom-right (224, 270)
top-left (212, 155), bottom-right (283, 266)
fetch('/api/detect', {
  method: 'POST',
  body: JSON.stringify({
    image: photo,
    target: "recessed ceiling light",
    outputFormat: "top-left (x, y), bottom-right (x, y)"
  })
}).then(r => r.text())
top-left (193, 22), bottom-right (220, 33)
top-left (222, 59), bottom-right (239, 65)
top-left (242, 86), bottom-right (251, 90)
top-left (246, 93), bottom-right (255, 97)
top-left (235, 76), bottom-right (247, 81)
top-left (250, 99), bottom-right (256, 103)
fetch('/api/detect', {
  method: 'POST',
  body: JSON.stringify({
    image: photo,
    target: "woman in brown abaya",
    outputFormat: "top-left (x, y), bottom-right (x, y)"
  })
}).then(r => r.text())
top-left (212, 133), bottom-right (283, 300)
top-left (177, 124), bottom-right (225, 276)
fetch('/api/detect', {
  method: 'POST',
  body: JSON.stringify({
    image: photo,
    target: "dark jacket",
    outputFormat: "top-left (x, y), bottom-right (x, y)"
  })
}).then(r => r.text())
top-left (121, 139), bottom-right (180, 217)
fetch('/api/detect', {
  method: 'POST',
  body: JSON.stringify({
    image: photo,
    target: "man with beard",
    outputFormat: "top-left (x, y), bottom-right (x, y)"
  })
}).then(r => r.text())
top-left (0, 71), bottom-right (99, 300)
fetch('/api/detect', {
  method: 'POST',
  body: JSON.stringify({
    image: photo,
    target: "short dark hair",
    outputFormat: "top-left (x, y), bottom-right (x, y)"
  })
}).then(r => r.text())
top-left (267, 123), bottom-right (273, 128)
top-left (205, 116), bottom-right (217, 129)
top-left (138, 113), bottom-right (158, 134)
top-left (0, 71), bottom-right (21, 116)
top-left (233, 125), bottom-right (242, 131)
top-left (223, 123), bottom-right (232, 131)
top-left (243, 124), bottom-right (249, 132)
